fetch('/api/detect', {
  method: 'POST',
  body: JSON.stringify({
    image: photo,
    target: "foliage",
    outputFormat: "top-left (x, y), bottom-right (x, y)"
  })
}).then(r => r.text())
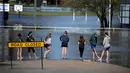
top-left (64, 0), bottom-right (120, 28)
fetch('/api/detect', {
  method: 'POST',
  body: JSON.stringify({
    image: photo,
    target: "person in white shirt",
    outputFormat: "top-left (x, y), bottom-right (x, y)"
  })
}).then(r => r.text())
top-left (99, 32), bottom-right (111, 63)
top-left (44, 33), bottom-right (52, 59)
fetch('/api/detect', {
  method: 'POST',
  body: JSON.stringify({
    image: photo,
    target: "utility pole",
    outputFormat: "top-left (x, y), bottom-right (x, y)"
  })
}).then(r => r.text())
top-left (109, 0), bottom-right (112, 36)
top-left (34, 0), bottom-right (37, 30)
top-left (1, 0), bottom-right (8, 62)
top-left (56, 0), bottom-right (58, 6)
top-left (109, 0), bottom-right (112, 29)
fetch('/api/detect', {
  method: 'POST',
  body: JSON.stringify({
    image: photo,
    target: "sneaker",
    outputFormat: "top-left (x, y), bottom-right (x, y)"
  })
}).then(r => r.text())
top-left (20, 57), bottom-right (23, 60)
top-left (28, 56), bottom-right (31, 60)
top-left (83, 60), bottom-right (86, 62)
top-left (44, 57), bottom-right (47, 59)
top-left (64, 57), bottom-right (67, 59)
top-left (98, 58), bottom-right (102, 62)
top-left (93, 57), bottom-right (95, 60)
top-left (80, 58), bottom-right (83, 60)
top-left (98, 57), bottom-right (100, 59)
top-left (17, 57), bottom-right (19, 60)
top-left (35, 57), bottom-right (38, 60)
top-left (83, 60), bottom-right (91, 62)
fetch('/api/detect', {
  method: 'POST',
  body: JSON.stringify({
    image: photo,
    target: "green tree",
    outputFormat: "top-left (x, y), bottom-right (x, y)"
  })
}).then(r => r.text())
top-left (64, 0), bottom-right (120, 28)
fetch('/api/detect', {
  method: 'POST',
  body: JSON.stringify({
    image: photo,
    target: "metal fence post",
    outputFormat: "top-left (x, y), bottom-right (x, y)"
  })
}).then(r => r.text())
top-left (41, 38), bottom-right (43, 69)
top-left (11, 48), bottom-right (13, 69)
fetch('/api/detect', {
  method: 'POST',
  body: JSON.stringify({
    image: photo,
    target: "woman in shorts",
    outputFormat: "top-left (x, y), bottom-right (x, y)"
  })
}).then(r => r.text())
top-left (17, 33), bottom-right (23, 61)
top-left (44, 33), bottom-right (52, 59)
top-left (89, 32), bottom-right (100, 60)
top-left (60, 31), bottom-right (69, 59)
top-left (99, 32), bottom-right (111, 63)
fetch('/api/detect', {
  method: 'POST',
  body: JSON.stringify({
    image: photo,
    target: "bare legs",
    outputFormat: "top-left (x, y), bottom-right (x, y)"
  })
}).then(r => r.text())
top-left (106, 51), bottom-right (109, 63)
top-left (99, 49), bottom-right (105, 62)
top-left (99, 49), bottom-right (109, 63)
top-left (34, 53), bottom-right (38, 60)
top-left (28, 53), bottom-right (38, 60)
top-left (28, 53), bottom-right (31, 59)
top-left (44, 47), bottom-right (51, 59)
top-left (28, 48), bottom-right (38, 60)
top-left (62, 47), bottom-right (67, 59)
top-left (92, 48), bottom-right (100, 60)
top-left (17, 48), bottom-right (23, 61)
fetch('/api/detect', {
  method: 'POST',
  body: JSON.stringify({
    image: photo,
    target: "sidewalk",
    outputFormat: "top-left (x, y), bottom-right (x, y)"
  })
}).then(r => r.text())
top-left (0, 60), bottom-right (130, 73)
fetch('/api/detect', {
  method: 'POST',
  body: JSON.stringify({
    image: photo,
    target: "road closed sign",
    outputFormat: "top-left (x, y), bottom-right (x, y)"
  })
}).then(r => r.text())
top-left (8, 42), bottom-right (44, 48)
top-left (14, 5), bottom-right (23, 12)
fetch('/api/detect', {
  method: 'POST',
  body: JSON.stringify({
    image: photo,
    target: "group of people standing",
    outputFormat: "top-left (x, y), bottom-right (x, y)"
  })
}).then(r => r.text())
top-left (17, 31), bottom-right (38, 61)
top-left (43, 31), bottom-right (69, 59)
top-left (89, 32), bottom-right (111, 63)
top-left (16, 31), bottom-right (111, 63)
top-left (77, 32), bottom-right (111, 63)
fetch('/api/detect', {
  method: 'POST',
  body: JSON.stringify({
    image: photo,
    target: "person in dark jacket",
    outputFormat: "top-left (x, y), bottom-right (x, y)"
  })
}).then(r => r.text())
top-left (26, 31), bottom-right (38, 60)
top-left (60, 31), bottom-right (69, 59)
top-left (78, 36), bottom-right (86, 60)
top-left (89, 32), bottom-right (100, 60)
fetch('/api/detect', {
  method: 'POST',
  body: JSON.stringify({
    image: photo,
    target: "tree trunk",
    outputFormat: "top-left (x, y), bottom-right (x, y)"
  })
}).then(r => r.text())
top-left (111, 5), bottom-right (113, 28)
top-left (100, 19), bottom-right (104, 28)
top-left (99, 16), bottom-right (108, 28)
top-left (104, 17), bottom-right (108, 27)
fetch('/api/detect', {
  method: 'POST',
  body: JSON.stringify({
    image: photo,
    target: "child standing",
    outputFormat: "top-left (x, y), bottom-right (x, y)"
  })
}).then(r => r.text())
top-left (44, 33), bottom-right (52, 59)
top-left (78, 36), bottom-right (86, 60)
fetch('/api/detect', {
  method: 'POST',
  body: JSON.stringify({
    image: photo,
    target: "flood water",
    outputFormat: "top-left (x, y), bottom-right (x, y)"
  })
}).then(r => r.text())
top-left (4, 28), bottom-right (129, 68)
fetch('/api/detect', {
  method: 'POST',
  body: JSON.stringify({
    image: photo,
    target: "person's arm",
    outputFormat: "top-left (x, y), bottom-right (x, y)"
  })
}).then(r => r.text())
top-left (30, 37), bottom-right (34, 41)
top-left (103, 37), bottom-right (106, 46)
top-left (89, 36), bottom-right (92, 44)
top-left (48, 38), bottom-right (51, 45)
top-left (20, 37), bottom-right (23, 42)
top-left (78, 42), bottom-right (80, 44)
top-left (60, 35), bottom-right (62, 41)
top-left (78, 40), bottom-right (80, 44)
top-left (84, 40), bottom-right (86, 44)
top-left (26, 36), bottom-right (29, 42)
top-left (109, 37), bottom-right (111, 42)
top-left (67, 36), bottom-right (69, 42)
top-left (32, 37), bottom-right (35, 41)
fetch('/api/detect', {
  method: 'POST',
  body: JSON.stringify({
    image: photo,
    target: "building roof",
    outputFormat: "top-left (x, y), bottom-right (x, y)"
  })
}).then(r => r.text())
top-left (120, 0), bottom-right (130, 4)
